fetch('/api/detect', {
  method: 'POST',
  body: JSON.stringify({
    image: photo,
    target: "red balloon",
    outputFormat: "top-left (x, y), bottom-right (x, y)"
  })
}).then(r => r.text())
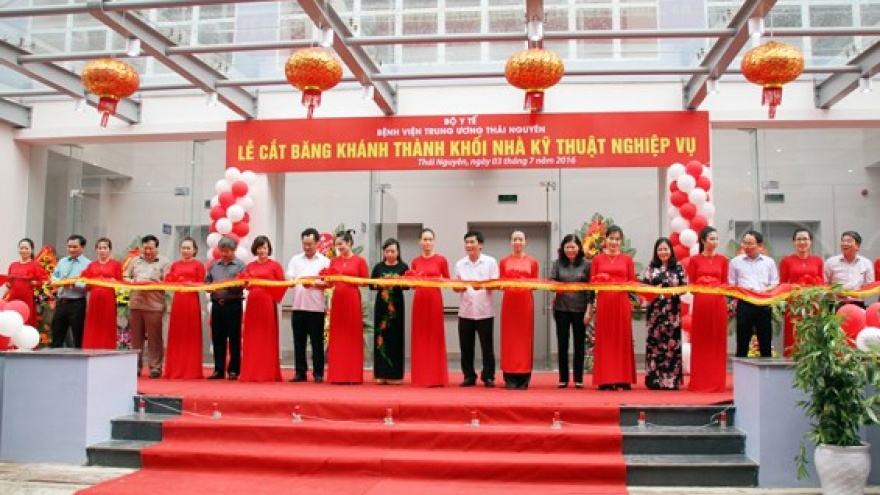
top-left (232, 221), bottom-right (250, 237)
top-left (669, 181), bottom-right (679, 194)
top-left (679, 203), bottom-right (697, 220)
top-left (682, 314), bottom-right (693, 333)
top-left (231, 180), bottom-right (249, 198)
top-left (681, 302), bottom-right (690, 315)
top-left (686, 160), bottom-right (704, 179)
top-left (242, 213), bottom-right (251, 224)
top-left (690, 214), bottom-right (708, 233)
top-left (837, 304), bottom-right (867, 343)
top-left (696, 175), bottom-right (712, 191)
top-left (209, 206), bottom-right (225, 221)
top-left (5, 300), bottom-right (30, 323)
top-left (209, 222), bottom-right (217, 233)
top-left (211, 247), bottom-right (221, 260)
top-left (866, 302), bottom-right (880, 328)
top-left (226, 233), bottom-right (241, 244)
top-left (218, 191), bottom-right (236, 208)
top-left (674, 244), bottom-right (690, 261)
top-left (670, 232), bottom-right (680, 245)
top-left (671, 191), bottom-right (688, 207)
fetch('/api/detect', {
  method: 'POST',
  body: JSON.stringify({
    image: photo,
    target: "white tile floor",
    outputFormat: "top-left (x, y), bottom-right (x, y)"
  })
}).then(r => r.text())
top-left (0, 463), bottom-right (877, 495)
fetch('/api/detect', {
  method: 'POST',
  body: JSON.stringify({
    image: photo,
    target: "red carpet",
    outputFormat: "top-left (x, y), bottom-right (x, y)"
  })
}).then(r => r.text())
top-left (80, 371), bottom-right (732, 495)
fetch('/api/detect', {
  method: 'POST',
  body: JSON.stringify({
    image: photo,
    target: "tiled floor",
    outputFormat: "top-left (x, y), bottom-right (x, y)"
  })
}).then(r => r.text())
top-left (0, 463), bottom-right (877, 495)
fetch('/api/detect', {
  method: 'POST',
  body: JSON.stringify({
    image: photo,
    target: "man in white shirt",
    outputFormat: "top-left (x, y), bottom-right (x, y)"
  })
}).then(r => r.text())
top-left (729, 230), bottom-right (779, 358)
top-left (824, 230), bottom-right (875, 308)
top-left (454, 230), bottom-right (500, 388)
top-left (286, 228), bottom-right (330, 383)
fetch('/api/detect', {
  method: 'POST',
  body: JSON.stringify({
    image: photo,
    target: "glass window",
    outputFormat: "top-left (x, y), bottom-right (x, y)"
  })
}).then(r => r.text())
top-left (199, 4), bottom-right (236, 21)
top-left (621, 6), bottom-right (657, 59)
top-left (362, 0), bottom-right (395, 12)
top-left (575, 8), bottom-right (612, 59)
top-left (156, 7), bottom-right (193, 23)
top-left (445, 10), bottom-right (481, 63)
top-left (446, 0), bottom-right (480, 7)
top-left (809, 4), bottom-right (854, 60)
top-left (71, 29), bottom-right (107, 52)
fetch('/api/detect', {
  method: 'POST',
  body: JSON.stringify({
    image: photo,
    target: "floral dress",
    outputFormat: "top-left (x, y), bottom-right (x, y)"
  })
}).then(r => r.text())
top-left (642, 263), bottom-right (687, 390)
top-left (370, 261), bottom-right (409, 380)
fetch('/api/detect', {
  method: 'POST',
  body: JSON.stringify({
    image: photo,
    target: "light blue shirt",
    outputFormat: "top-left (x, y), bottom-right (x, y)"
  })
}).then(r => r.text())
top-left (51, 255), bottom-right (91, 299)
top-left (729, 254), bottom-right (779, 291)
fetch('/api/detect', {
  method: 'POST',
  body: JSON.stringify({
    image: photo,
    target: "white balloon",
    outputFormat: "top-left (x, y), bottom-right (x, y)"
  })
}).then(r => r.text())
top-left (688, 188), bottom-right (708, 206)
top-left (856, 326), bottom-right (880, 352)
top-left (668, 163), bottom-right (686, 180)
top-left (235, 246), bottom-right (250, 261)
top-left (225, 167), bottom-right (242, 183)
top-left (680, 228), bottom-right (698, 248)
top-left (690, 243), bottom-right (700, 256)
top-left (206, 232), bottom-right (222, 249)
top-left (680, 293), bottom-right (694, 305)
top-left (682, 342), bottom-right (692, 375)
top-left (698, 202), bottom-right (716, 218)
top-left (701, 166), bottom-right (711, 177)
top-left (210, 195), bottom-right (220, 208)
top-left (671, 216), bottom-right (688, 233)
top-left (241, 170), bottom-right (257, 186)
top-left (0, 311), bottom-right (24, 337)
top-left (677, 174), bottom-right (696, 193)
top-left (226, 204), bottom-right (245, 223)
top-left (12, 325), bottom-right (39, 350)
top-left (214, 179), bottom-right (231, 194)
top-left (668, 206), bottom-right (680, 219)
top-left (236, 195), bottom-right (255, 212)
top-left (215, 217), bottom-right (233, 235)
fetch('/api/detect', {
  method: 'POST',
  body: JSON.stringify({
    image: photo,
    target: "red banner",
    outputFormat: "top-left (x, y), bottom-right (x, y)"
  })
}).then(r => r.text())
top-left (226, 111), bottom-right (710, 172)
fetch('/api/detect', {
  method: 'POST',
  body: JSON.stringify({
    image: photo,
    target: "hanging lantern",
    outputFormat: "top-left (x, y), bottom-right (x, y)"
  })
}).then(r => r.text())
top-left (80, 58), bottom-right (140, 127)
top-left (741, 41), bottom-right (804, 119)
top-left (285, 48), bottom-right (343, 118)
top-left (504, 48), bottom-right (564, 113)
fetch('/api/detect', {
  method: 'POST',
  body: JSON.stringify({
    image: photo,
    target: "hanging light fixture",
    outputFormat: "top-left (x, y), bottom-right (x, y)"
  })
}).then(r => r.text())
top-left (126, 37), bottom-right (141, 57)
top-left (504, 48), bottom-right (564, 113)
top-left (741, 41), bottom-right (804, 119)
top-left (285, 47), bottom-right (343, 118)
top-left (80, 58), bottom-right (140, 127)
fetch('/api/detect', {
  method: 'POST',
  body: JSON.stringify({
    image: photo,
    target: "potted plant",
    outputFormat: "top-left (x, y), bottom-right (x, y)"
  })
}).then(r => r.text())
top-left (788, 285), bottom-right (880, 494)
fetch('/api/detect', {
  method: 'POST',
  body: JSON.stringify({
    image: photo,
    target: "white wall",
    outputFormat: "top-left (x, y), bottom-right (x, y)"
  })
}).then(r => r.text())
top-left (0, 124), bottom-right (30, 270)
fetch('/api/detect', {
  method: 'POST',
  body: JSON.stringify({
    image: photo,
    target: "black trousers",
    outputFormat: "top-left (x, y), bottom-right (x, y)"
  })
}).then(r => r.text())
top-left (291, 310), bottom-right (325, 378)
top-left (211, 299), bottom-right (242, 375)
top-left (736, 300), bottom-right (772, 357)
top-left (554, 310), bottom-right (587, 384)
top-left (458, 317), bottom-right (495, 382)
top-left (50, 298), bottom-right (86, 348)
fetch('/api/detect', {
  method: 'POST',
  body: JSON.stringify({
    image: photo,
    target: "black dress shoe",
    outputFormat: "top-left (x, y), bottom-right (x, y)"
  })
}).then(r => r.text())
top-left (598, 384), bottom-right (614, 391)
top-left (228, 372), bottom-right (239, 381)
top-left (459, 378), bottom-right (476, 387)
top-left (313, 376), bottom-right (324, 383)
top-left (557, 382), bottom-right (569, 388)
top-left (615, 383), bottom-right (632, 391)
top-left (505, 381), bottom-right (517, 390)
top-left (483, 379), bottom-right (495, 388)
top-left (289, 375), bottom-right (307, 383)
top-left (149, 369), bottom-right (161, 379)
top-left (207, 372), bottom-right (225, 380)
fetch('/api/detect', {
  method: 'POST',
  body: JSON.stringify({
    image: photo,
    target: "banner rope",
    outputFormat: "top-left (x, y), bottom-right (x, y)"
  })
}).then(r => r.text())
top-left (17, 275), bottom-right (879, 308)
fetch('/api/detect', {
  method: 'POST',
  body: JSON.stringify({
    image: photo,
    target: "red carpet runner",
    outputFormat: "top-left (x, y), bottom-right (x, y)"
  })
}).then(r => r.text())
top-left (80, 373), bottom-right (732, 495)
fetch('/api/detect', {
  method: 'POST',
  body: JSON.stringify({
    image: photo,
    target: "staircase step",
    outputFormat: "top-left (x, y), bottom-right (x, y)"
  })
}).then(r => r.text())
top-left (620, 405), bottom-right (734, 427)
top-left (132, 395), bottom-right (183, 415)
top-left (144, 442), bottom-right (626, 484)
top-left (111, 413), bottom-right (180, 441)
top-left (625, 454), bottom-right (758, 486)
top-left (157, 416), bottom-right (621, 454)
top-left (622, 425), bottom-right (745, 455)
top-left (86, 439), bottom-right (156, 469)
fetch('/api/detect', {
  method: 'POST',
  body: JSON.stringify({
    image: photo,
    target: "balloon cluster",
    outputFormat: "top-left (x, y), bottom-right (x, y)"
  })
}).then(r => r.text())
top-left (668, 160), bottom-right (714, 374)
top-left (207, 167), bottom-right (257, 261)
top-left (0, 300), bottom-right (41, 350)
top-left (839, 303), bottom-right (880, 352)
top-left (668, 160), bottom-right (714, 263)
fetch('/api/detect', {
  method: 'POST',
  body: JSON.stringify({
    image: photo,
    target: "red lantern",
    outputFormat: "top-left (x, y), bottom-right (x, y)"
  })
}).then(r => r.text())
top-left (285, 48), bottom-right (343, 118)
top-left (81, 58), bottom-right (140, 127)
top-left (741, 41), bottom-right (804, 119)
top-left (504, 48), bottom-right (564, 112)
